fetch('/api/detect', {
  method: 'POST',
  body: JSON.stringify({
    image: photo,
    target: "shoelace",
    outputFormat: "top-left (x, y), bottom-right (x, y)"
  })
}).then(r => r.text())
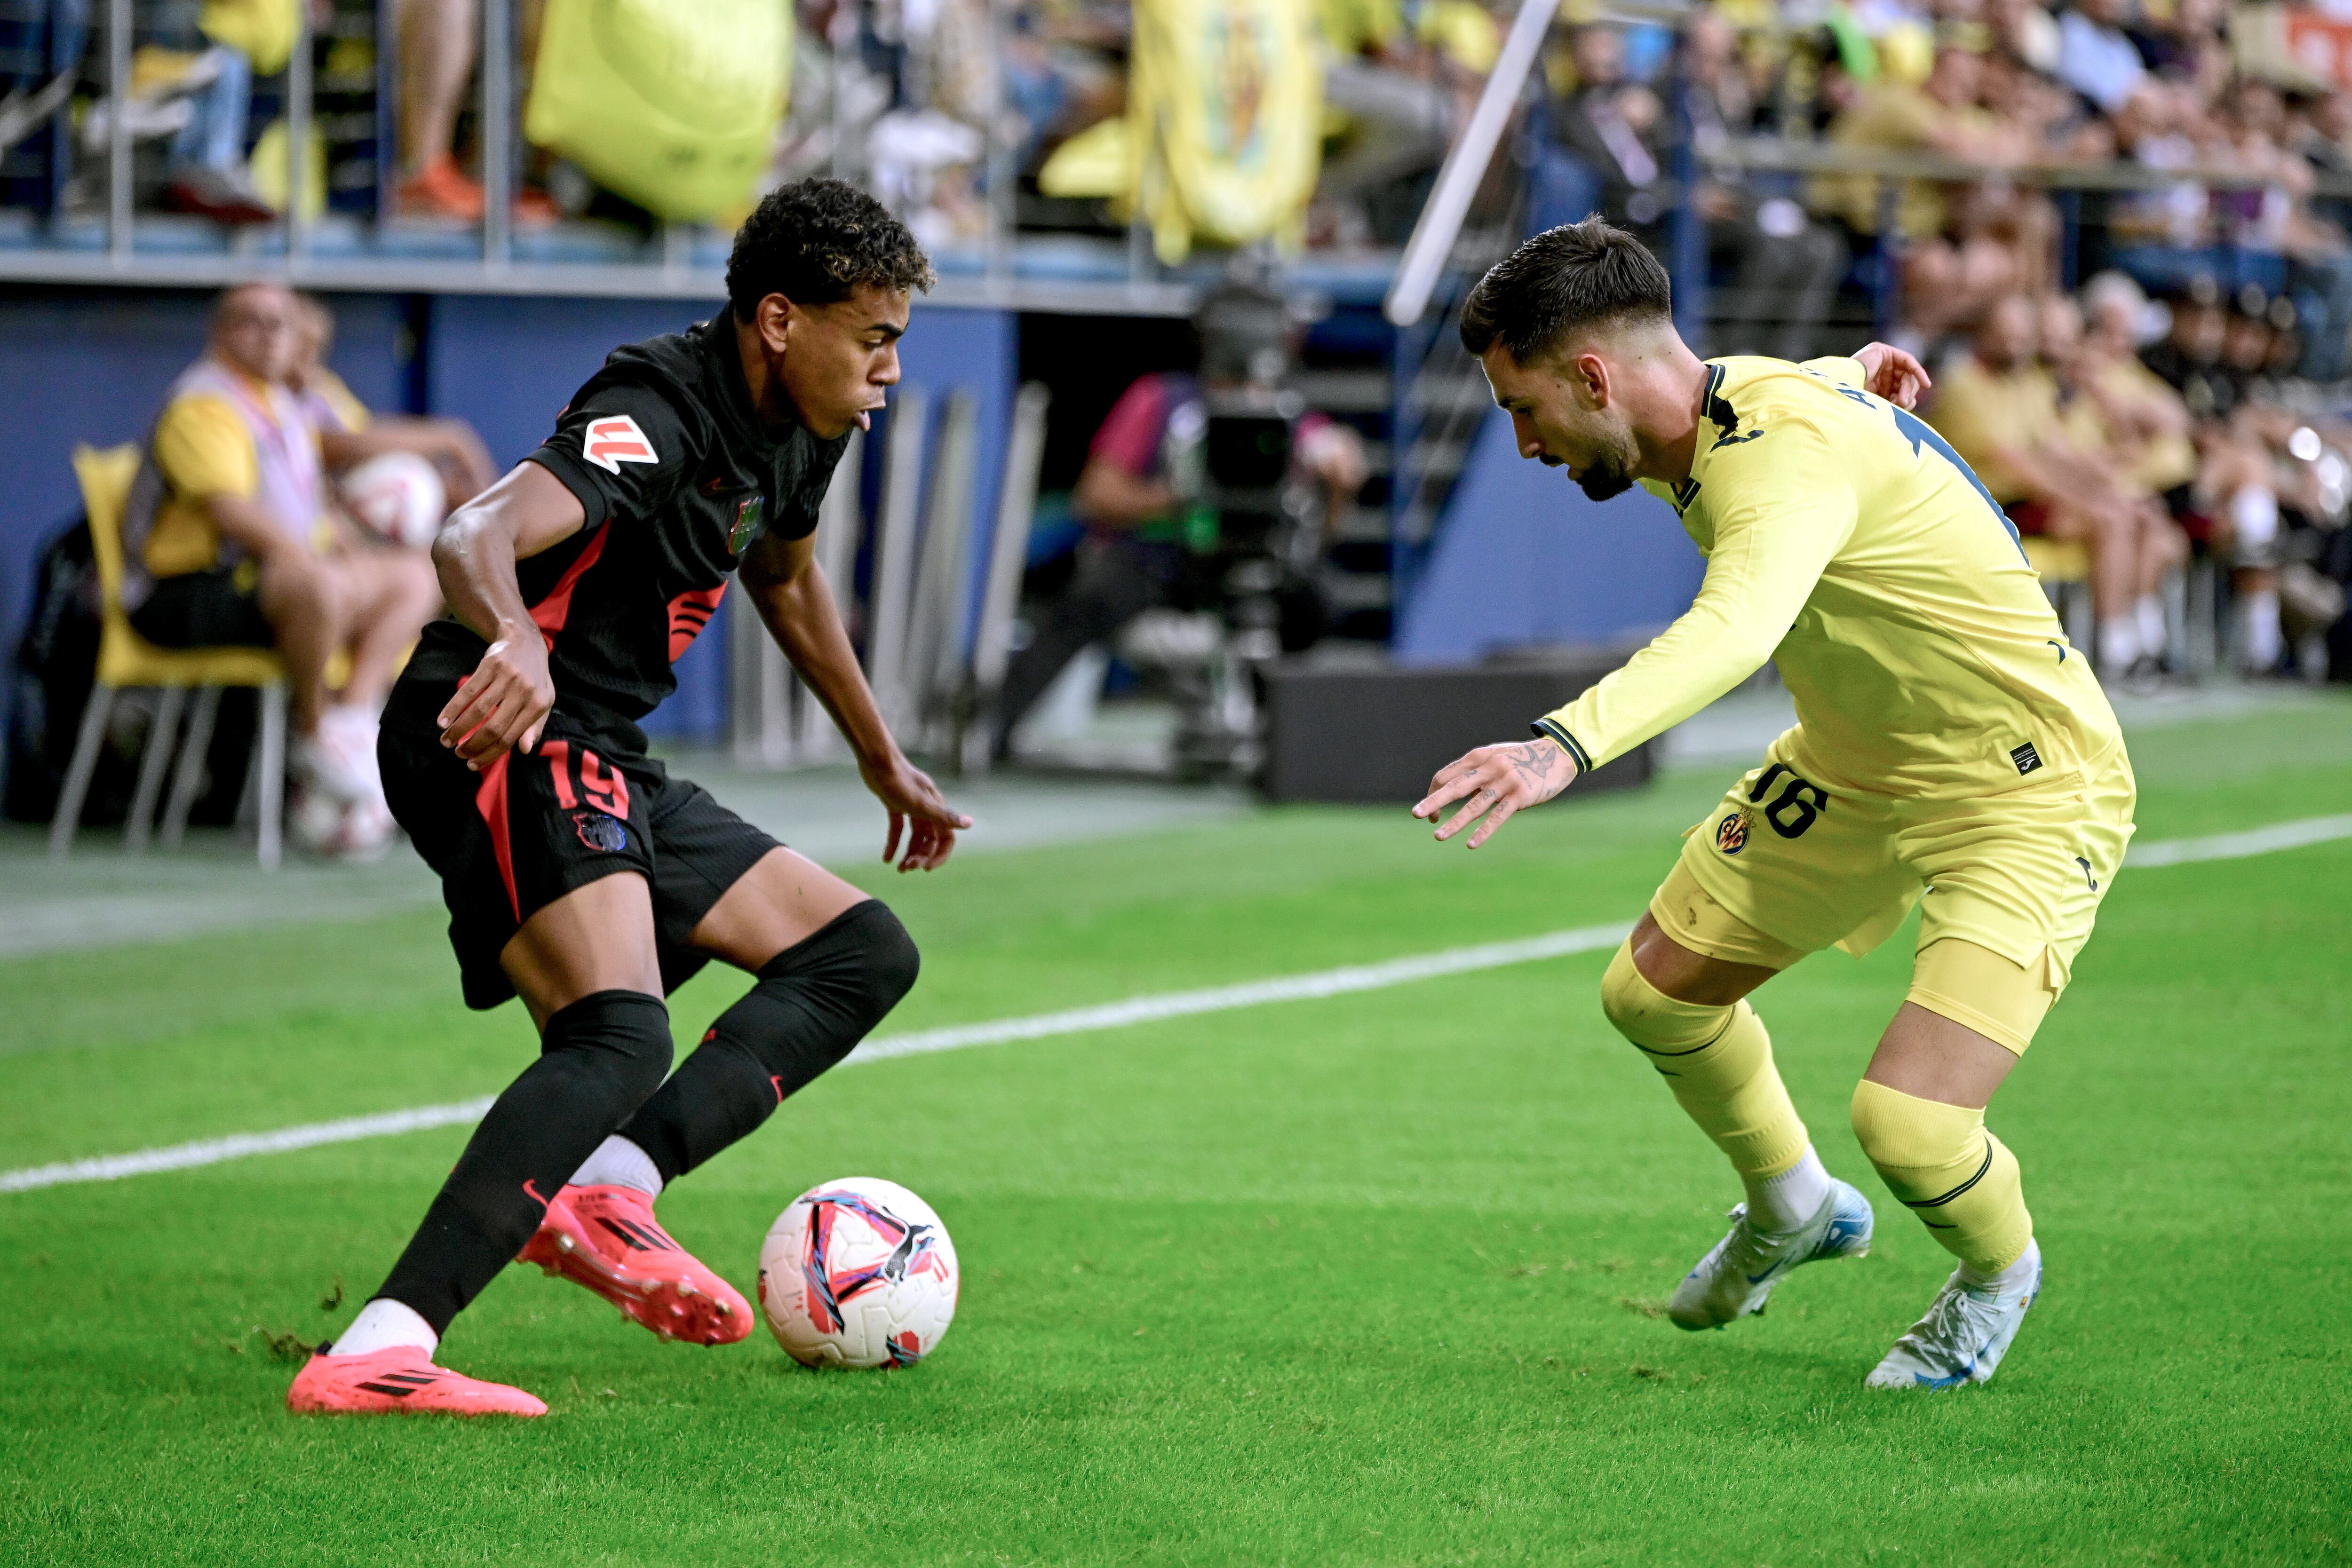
top-left (1706, 1202), bottom-right (1815, 1283)
top-left (1897, 1279), bottom-right (2002, 1372)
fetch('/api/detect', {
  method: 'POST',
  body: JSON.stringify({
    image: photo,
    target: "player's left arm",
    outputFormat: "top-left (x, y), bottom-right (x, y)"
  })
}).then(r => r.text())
top-left (737, 530), bottom-right (971, 872)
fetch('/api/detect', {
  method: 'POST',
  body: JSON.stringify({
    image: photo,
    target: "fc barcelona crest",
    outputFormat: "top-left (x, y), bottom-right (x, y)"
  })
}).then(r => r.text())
top-left (729, 493), bottom-right (765, 555)
top-left (573, 811), bottom-right (628, 853)
top-left (1715, 812), bottom-right (1749, 855)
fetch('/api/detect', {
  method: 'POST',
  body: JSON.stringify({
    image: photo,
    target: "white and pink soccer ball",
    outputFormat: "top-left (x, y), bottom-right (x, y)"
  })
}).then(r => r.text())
top-left (339, 451), bottom-right (446, 549)
top-left (758, 1178), bottom-right (958, 1369)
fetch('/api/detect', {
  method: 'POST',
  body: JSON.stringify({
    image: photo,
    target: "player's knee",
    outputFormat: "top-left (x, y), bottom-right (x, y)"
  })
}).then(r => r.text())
top-left (1849, 1077), bottom-right (1984, 1199)
top-left (1599, 936), bottom-right (1725, 1052)
top-left (540, 988), bottom-right (675, 1109)
top-left (763, 899), bottom-right (919, 1042)
top-left (858, 903), bottom-right (922, 1021)
top-left (828, 901), bottom-right (920, 1036)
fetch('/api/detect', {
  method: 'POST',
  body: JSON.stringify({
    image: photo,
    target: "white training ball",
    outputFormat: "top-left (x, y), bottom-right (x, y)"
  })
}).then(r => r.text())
top-left (340, 451), bottom-right (446, 548)
top-left (758, 1178), bottom-right (958, 1369)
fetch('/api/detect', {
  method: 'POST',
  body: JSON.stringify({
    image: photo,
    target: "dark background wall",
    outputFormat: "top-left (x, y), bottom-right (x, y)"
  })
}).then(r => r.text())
top-left (0, 289), bottom-right (1014, 758)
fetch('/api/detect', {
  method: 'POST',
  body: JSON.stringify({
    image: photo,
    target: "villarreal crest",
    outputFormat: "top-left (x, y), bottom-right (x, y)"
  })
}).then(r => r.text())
top-left (1715, 812), bottom-right (1750, 855)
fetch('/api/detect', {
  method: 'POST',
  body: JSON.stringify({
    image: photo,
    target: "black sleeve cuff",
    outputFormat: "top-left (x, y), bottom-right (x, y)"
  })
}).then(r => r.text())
top-left (523, 444), bottom-right (613, 531)
top-left (1531, 717), bottom-right (1593, 772)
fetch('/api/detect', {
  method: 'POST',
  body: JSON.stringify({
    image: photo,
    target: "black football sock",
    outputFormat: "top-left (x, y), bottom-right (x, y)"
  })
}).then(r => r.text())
top-left (616, 901), bottom-right (919, 1185)
top-left (374, 989), bottom-right (673, 1335)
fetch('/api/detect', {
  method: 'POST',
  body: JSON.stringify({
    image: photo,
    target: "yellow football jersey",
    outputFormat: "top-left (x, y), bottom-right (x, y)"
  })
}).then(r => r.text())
top-left (1534, 355), bottom-right (2126, 801)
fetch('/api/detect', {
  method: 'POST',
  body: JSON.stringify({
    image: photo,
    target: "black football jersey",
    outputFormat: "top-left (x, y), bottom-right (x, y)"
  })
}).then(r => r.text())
top-left (399, 315), bottom-right (851, 725)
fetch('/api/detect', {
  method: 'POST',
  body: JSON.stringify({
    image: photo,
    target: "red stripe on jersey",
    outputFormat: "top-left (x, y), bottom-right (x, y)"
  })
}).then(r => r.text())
top-left (667, 581), bottom-right (727, 663)
top-left (530, 523), bottom-right (611, 649)
top-left (474, 752), bottom-right (519, 920)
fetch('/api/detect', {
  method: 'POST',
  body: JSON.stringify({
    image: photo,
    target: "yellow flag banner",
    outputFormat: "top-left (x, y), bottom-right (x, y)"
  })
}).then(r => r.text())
top-left (1129, 0), bottom-right (1324, 262)
top-left (525, 0), bottom-right (791, 224)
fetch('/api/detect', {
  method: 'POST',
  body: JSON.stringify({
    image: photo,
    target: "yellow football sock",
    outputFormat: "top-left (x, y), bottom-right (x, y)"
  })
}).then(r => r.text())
top-left (1849, 1078), bottom-right (2033, 1274)
top-left (1599, 938), bottom-right (1808, 1178)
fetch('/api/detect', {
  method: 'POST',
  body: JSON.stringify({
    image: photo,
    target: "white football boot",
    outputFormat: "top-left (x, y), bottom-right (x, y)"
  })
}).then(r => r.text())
top-left (1864, 1239), bottom-right (2041, 1390)
top-left (1668, 1178), bottom-right (1875, 1331)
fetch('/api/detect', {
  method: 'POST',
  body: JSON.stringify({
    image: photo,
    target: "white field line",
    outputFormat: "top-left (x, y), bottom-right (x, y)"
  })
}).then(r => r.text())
top-left (2123, 813), bottom-right (2352, 868)
top-left (0, 1099), bottom-right (499, 1195)
top-left (842, 922), bottom-right (1633, 1065)
top-left (0, 924), bottom-right (1630, 1197)
top-left (5, 812), bottom-right (2346, 1197)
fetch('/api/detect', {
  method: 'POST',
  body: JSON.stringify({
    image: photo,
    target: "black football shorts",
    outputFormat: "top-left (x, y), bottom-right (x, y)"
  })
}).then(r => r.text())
top-left (381, 703), bottom-right (780, 1010)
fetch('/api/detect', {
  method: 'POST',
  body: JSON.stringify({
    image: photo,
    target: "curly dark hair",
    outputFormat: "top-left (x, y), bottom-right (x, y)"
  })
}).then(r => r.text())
top-left (1458, 217), bottom-right (1672, 363)
top-left (725, 178), bottom-right (936, 320)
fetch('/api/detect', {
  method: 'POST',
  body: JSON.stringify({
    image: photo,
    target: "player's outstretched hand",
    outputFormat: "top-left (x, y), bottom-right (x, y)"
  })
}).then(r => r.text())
top-left (438, 631), bottom-right (555, 769)
top-left (1853, 341), bottom-right (1932, 410)
top-left (1413, 736), bottom-right (1578, 849)
top-left (863, 753), bottom-right (972, 873)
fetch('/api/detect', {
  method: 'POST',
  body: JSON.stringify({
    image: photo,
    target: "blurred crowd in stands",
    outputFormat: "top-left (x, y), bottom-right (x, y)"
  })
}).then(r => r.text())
top-left (8, 0), bottom-right (2351, 691)
top-left (1528, 0), bottom-right (2352, 681)
top-left (12, 1), bottom-right (2352, 301)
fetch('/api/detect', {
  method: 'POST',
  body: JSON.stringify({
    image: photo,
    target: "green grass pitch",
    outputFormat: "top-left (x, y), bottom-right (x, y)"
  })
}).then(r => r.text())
top-left (3, 705), bottom-right (2349, 1565)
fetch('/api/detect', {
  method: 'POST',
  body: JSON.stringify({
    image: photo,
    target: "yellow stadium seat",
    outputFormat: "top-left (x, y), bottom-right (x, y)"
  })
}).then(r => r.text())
top-left (48, 444), bottom-right (291, 869)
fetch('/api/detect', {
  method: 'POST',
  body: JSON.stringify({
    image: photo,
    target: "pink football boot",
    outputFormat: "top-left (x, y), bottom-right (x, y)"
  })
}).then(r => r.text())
top-left (519, 1184), bottom-right (753, 1346)
top-left (286, 1346), bottom-right (547, 1417)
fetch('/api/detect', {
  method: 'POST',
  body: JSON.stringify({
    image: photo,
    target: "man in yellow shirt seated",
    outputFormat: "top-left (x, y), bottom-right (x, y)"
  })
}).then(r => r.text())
top-left (119, 283), bottom-right (441, 816)
top-left (1927, 294), bottom-right (2183, 680)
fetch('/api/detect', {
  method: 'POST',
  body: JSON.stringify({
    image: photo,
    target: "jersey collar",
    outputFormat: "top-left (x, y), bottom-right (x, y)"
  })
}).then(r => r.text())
top-left (698, 315), bottom-right (787, 454)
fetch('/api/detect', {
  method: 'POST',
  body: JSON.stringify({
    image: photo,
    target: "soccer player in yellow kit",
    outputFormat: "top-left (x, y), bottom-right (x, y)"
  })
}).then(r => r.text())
top-left (1416, 220), bottom-right (2135, 1389)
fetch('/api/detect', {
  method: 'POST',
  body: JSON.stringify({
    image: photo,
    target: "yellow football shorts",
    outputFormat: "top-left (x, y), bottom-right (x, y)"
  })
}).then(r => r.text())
top-left (1652, 734), bottom-right (2137, 1055)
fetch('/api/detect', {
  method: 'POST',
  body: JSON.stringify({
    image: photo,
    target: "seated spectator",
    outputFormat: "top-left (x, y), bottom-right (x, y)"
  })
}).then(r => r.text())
top-left (1929, 294), bottom-right (2183, 681)
top-left (116, 284), bottom-right (441, 840)
top-left (1314, 0), bottom-right (1454, 249)
top-left (2039, 292), bottom-right (2190, 678)
top-left (1806, 40), bottom-right (2041, 350)
top-left (1540, 24), bottom-right (1669, 236)
top-left (2154, 283), bottom-right (2352, 674)
top-left (1680, 6), bottom-right (1848, 360)
top-left (2079, 271), bottom-right (2201, 508)
top-left (288, 295), bottom-right (496, 533)
top-left (990, 284), bottom-right (1364, 760)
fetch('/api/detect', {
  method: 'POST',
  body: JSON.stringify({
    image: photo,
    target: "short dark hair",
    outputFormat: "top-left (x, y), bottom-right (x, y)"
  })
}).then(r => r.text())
top-left (725, 178), bottom-right (936, 321)
top-left (1458, 217), bottom-right (1672, 362)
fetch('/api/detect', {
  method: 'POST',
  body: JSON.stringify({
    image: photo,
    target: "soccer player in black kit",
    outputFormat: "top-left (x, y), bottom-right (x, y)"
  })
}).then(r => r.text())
top-left (290, 180), bottom-right (970, 1417)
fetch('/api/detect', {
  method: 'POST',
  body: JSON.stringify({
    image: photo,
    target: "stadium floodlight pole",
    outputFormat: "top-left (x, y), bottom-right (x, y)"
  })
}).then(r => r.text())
top-left (286, 0), bottom-right (311, 266)
top-left (1382, 0), bottom-right (1553, 329)
top-left (481, 0), bottom-right (513, 271)
top-left (105, 0), bottom-right (129, 266)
